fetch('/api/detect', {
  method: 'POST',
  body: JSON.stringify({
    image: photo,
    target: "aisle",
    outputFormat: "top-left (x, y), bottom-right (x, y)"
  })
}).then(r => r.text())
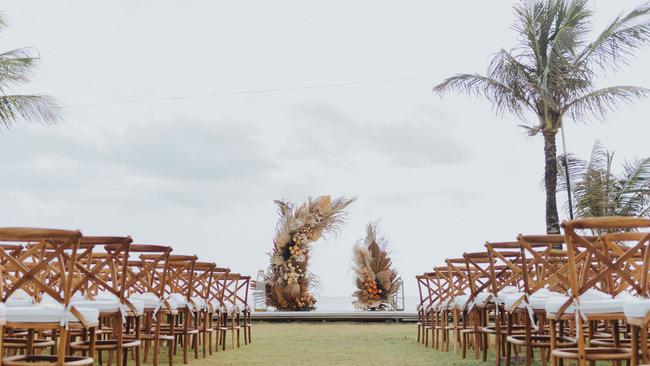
top-left (209, 322), bottom-right (487, 366)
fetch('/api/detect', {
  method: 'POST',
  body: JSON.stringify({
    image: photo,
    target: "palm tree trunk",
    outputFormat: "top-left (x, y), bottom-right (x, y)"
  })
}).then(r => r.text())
top-left (543, 131), bottom-right (561, 234)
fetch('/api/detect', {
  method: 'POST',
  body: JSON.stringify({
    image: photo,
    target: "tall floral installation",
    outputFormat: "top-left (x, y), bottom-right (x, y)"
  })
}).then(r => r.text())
top-left (352, 223), bottom-right (400, 310)
top-left (265, 195), bottom-right (355, 311)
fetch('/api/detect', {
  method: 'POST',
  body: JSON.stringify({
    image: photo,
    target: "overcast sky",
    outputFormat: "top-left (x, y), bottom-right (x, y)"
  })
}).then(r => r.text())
top-left (1, 1), bottom-right (649, 303)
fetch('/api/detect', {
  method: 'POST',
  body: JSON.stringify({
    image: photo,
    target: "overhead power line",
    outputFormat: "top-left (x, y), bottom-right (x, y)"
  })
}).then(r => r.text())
top-left (65, 74), bottom-right (441, 108)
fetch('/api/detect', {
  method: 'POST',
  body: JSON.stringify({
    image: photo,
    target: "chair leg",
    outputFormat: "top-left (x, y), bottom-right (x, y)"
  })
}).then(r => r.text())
top-left (167, 340), bottom-right (173, 366)
top-left (461, 333), bottom-right (467, 359)
top-left (193, 333), bottom-right (199, 359)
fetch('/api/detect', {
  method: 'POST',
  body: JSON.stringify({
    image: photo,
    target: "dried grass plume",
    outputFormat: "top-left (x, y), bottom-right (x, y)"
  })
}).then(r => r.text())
top-left (265, 195), bottom-right (355, 311)
top-left (352, 223), bottom-right (400, 310)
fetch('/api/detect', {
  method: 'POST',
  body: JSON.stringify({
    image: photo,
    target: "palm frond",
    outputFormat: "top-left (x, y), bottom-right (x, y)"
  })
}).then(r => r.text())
top-left (580, 2), bottom-right (650, 72)
top-left (0, 48), bottom-right (39, 92)
top-left (0, 94), bottom-right (61, 129)
top-left (558, 141), bottom-right (650, 218)
top-left (432, 73), bottom-right (533, 119)
top-left (563, 86), bottom-right (649, 121)
top-left (614, 157), bottom-right (650, 216)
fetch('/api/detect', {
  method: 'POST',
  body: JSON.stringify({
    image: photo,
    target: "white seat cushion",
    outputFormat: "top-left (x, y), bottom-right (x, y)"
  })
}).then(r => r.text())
top-left (546, 296), bottom-right (623, 315)
top-left (616, 291), bottom-right (637, 301)
top-left (6, 304), bottom-right (99, 324)
top-left (507, 289), bottom-right (566, 310)
top-left (582, 299), bottom-right (624, 314)
top-left (168, 293), bottom-right (187, 308)
top-left (130, 293), bottom-right (162, 309)
top-left (190, 297), bottom-right (206, 310)
top-left (497, 286), bottom-right (519, 303)
top-left (71, 299), bottom-right (120, 312)
top-left (122, 299), bottom-right (145, 315)
top-left (224, 304), bottom-right (240, 313)
top-left (580, 289), bottom-right (612, 300)
top-left (475, 293), bottom-right (491, 304)
top-left (503, 293), bottom-right (526, 310)
top-left (209, 300), bottom-right (221, 311)
top-left (6, 289), bottom-right (33, 307)
top-left (95, 291), bottom-right (119, 301)
top-left (624, 299), bottom-right (650, 318)
top-left (454, 295), bottom-right (469, 309)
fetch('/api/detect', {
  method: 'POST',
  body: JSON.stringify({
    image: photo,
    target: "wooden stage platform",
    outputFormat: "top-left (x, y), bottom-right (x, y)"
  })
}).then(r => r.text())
top-left (250, 311), bottom-right (417, 322)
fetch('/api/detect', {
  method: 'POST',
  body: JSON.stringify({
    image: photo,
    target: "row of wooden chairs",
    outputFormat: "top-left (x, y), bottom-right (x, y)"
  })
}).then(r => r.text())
top-left (0, 227), bottom-right (251, 366)
top-left (416, 216), bottom-right (650, 366)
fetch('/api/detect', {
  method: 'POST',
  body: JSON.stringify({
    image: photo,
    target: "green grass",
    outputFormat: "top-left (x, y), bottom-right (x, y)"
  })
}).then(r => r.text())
top-left (209, 322), bottom-right (488, 366)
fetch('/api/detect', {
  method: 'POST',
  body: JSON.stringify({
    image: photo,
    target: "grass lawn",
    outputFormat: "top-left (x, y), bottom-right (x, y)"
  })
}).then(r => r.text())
top-left (210, 322), bottom-right (487, 366)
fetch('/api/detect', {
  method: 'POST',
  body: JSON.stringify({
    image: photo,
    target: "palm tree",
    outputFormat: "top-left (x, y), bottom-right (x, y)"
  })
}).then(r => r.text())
top-left (0, 14), bottom-right (60, 130)
top-left (433, 0), bottom-right (650, 233)
top-left (558, 141), bottom-right (650, 218)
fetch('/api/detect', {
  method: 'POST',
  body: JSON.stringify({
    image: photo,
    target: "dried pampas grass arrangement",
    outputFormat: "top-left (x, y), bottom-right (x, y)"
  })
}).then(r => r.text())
top-left (265, 195), bottom-right (354, 311)
top-left (352, 223), bottom-right (400, 310)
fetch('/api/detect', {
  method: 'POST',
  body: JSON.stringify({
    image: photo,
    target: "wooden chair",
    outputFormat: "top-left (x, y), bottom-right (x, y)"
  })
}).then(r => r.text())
top-left (430, 265), bottom-right (454, 352)
top-left (68, 236), bottom-right (142, 366)
top-left (549, 217), bottom-right (650, 366)
top-left (503, 235), bottom-right (578, 366)
top-left (163, 255), bottom-right (199, 364)
top-left (462, 251), bottom-right (500, 362)
top-left (237, 276), bottom-right (252, 346)
top-left (0, 243), bottom-right (58, 357)
top-left (187, 262), bottom-right (215, 358)
top-left (415, 273), bottom-right (436, 347)
top-left (485, 241), bottom-right (529, 366)
top-left (445, 258), bottom-right (477, 355)
top-left (0, 227), bottom-right (97, 366)
top-left (207, 267), bottom-right (230, 353)
top-left (217, 273), bottom-right (244, 351)
top-left (124, 245), bottom-right (173, 366)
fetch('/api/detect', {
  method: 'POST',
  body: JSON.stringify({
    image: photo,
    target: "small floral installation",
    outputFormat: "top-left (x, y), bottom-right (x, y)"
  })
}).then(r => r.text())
top-left (265, 195), bottom-right (354, 311)
top-left (352, 223), bottom-right (400, 311)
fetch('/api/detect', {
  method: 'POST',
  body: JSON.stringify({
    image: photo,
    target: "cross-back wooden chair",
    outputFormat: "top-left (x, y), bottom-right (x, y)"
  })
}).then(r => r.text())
top-left (207, 267), bottom-right (230, 353)
top-left (67, 236), bottom-right (143, 366)
top-left (163, 255), bottom-right (199, 364)
top-left (445, 257), bottom-right (477, 355)
top-left (550, 217), bottom-right (650, 366)
top-left (502, 235), bottom-right (580, 366)
top-left (184, 261), bottom-right (215, 358)
top-left (415, 273), bottom-right (436, 347)
top-left (123, 245), bottom-right (172, 366)
top-left (217, 273), bottom-right (248, 351)
top-left (485, 241), bottom-right (536, 366)
top-left (0, 228), bottom-right (98, 366)
top-left (431, 265), bottom-right (454, 352)
top-left (238, 276), bottom-right (252, 346)
top-left (0, 243), bottom-right (57, 357)
top-left (462, 251), bottom-right (499, 362)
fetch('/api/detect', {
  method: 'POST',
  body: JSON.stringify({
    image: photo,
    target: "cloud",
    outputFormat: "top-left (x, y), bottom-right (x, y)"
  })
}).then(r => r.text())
top-left (0, 118), bottom-right (277, 212)
top-left (284, 103), bottom-right (471, 168)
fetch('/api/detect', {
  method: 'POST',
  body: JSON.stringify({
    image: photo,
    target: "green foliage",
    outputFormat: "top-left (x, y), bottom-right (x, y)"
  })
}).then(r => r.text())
top-left (0, 14), bottom-right (60, 129)
top-left (558, 141), bottom-right (650, 217)
top-left (433, 0), bottom-right (650, 134)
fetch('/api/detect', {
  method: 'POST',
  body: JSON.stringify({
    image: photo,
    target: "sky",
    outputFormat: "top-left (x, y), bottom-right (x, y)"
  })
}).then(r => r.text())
top-left (0, 1), bottom-right (649, 303)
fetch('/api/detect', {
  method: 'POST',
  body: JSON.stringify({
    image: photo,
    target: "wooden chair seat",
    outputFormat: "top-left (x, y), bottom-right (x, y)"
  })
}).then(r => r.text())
top-left (3, 354), bottom-right (95, 366)
top-left (507, 334), bottom-right (576, 347)
top-left (551, 347), bottom-right (632, 360)
top-left (2, 338), bottom-right (56, 349)
top-left (69, 338), bottom-right (141, 351)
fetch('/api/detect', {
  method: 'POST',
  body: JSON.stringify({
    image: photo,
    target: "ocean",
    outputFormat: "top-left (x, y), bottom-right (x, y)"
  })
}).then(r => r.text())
top-left (307, 296), bottom-right (420, 312)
